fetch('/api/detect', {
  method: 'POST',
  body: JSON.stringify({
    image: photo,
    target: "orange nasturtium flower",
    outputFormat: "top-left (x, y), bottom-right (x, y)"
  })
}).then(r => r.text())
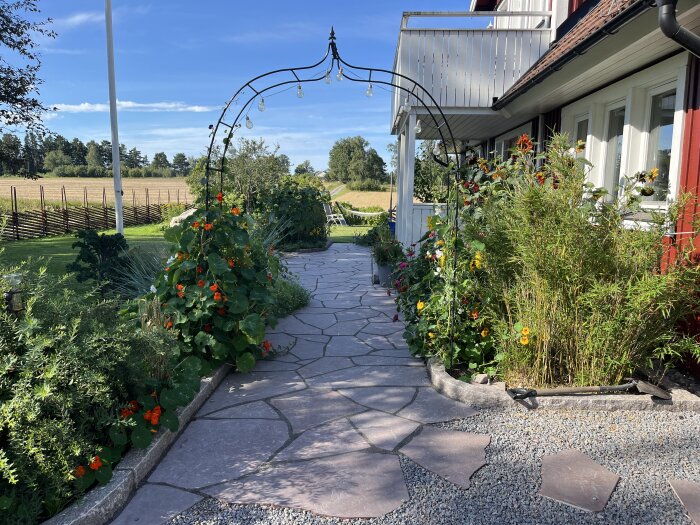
top-left (164, 319), bottom-right (173, 330)
top-left (217, 307), bottom-right (226, 316)
top-left (535, 172), bottom-right (546, 185)
top-left (521, 326), bottom-right (530, 336)
top-left (144, 405), bottom-right (162, 425)
top-left (176, 283), bottom-right (184, 291)
top-left (227, 259), bottom-right (235, 268)
top-left (210, 283), bottom-right (218, 292)
top-left (520, 335), bottom-right (529, 346)
top-left (204, 223), bottom-right (213, 231)
top-left (177, 291), bottom-right (185, 299)
top-left (197, 280), bottom-right (205, 288)
top-left (231, 207), bottom-right (241, 216)
top-left (192, 221), bottom-right (200, 229)
top-left (216, 191), bottom-right (223, 203)
top-left (214, 292), bottom-right (223, 301)
top-left (89, 456), bottom-right (103, 471)
top-left (73, 465), bottom-right (86, 478)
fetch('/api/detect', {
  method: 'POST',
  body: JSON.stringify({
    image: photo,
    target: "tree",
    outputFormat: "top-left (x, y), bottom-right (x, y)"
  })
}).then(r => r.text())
top-left (43, 149), bottom-right (71, 171)
top-left (99, 140), bottom-right (112, 167)
top-left (70, 138), bottom-right (87, 165)
top-left (413, 140), bottom-right (450, 202)
top-left (22, 131), bottom-right (40, 177)
top-left (327, 136), bottom-right (387, 183)
top-left (125, 147), bottom-right (145, 169)
top-left (294, 160), bottom-right (314, 176)
top-left (0, 133), bottom-right (23, 175)
top-left (171, 153), bottom-right (190, 176)
top-left (151, 152), bottom-right (170, 169)
top-left (0, 0), bottom-right (55, 132)
top-left (86, 141), bottom-right (102, 168)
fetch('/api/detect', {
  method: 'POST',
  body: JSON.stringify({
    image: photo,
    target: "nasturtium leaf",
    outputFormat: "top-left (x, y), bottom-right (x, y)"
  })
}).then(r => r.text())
top-left (241, 269), bottom-right (256, 282)
top-left (180, 355), bottom-right (203, 374)
top-left (0, 496), bottom-right (13, 510)
top-left (227, 294), bottom-right (249, 314)
top-left (160, 411), bottom-right (179, 433)
top-left (159, 388), bottom-right (179, 411)
top-left (207, 253), bottom-right (230, 274)
top-left (514, 322), bottom-right (523, 333)
top-left (130, 426), bottom-right (153, 449)
top-left (239, 314), bottom-right (265, 343)
top-left (194, 331), bottom-right (215, 349)
top-left (75, 470), bottom-right (96, 491)
top-left (95, 464), bottom-right (113, 485)
top-left (137, 393), bottom-right (156, 410)
top-left (236, 351), bottom-right (256, 373)
top-left (108, 427), bottom-right (128, 446)
top-left (212, 342), bottom-right (230, 360)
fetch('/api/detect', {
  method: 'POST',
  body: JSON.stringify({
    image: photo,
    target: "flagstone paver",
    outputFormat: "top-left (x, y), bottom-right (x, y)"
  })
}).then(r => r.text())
top-left (349, 411), bottom-right (420, 450)
top-left (274, 419), bottom-right (370, 461)
top-left (337, 386), bottom-right (417, 413)
top-left (669, 479), bottom-right (700, 525)
top-left (539, 449), bottom-right (621, 512)
top-left (110, 484), bottom-right (201, 525)
top-left (270, 389), bottom-right (366, 433)
top-left (397, 387), bottom-right (480, 423)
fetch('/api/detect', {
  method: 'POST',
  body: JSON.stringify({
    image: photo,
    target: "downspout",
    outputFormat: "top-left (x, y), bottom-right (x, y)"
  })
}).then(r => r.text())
top-left (658, 0), bottom-right (700, 58)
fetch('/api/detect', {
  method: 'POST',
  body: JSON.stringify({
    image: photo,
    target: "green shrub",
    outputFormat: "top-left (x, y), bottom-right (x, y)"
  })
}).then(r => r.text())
top-left (160, 203), bottom-right (187, 229)
top-left (371, 225), bottom-right (403, 266)
top-left (66, 230), bottom-right (129, 294)
top-left (335, 201), bottom-right (387, 226)
top-left (346, 179), bottom-right (385, 191)
top-left (355, 215), bottom-right (389, 246)
top-left (270, 277), bottom-right (310, 318)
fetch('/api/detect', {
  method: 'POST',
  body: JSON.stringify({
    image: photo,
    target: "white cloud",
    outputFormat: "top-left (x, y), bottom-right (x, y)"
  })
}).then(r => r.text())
top-left (52, 101), bottom-right (217, 114)
top-left (53, 12), bottom-right (104, 29)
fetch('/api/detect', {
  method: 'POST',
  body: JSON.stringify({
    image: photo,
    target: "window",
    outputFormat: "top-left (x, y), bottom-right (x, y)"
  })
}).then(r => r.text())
top-left (645, 89), bottom-right (676, 202)
top-left (604, 107), bottom-right (625, 194)
top-left (574, 117), bottom-right (589, 158)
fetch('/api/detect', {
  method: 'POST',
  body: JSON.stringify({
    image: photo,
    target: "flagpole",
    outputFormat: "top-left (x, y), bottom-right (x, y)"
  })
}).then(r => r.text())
top-left (105, 0), bottom-right (123, 234)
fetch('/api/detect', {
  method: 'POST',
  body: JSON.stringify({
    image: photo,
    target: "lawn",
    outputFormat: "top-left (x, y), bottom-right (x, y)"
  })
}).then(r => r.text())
top-left (0, 224), bottom-right (168, 284)
top-left (329, 225), bottom-right (370, 243)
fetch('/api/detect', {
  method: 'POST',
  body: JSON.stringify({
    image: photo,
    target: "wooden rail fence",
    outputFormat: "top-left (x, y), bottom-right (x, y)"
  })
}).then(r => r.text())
top-left (1, 185), bottom-right (193, 242)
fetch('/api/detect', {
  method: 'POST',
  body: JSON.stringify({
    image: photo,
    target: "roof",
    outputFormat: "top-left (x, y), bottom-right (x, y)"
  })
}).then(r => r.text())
top-left (495, 0), bottom-right (647, 108)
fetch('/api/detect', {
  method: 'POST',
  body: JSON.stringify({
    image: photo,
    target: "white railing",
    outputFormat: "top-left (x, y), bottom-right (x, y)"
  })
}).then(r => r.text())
top-left (392, 11), bottom-right (552, 122)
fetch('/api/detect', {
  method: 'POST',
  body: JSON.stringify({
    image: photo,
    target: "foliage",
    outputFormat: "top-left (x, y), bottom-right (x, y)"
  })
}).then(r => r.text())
top-left (160, 203), bottom-right (187, 229)
top-left (371, 224), bottom-right (403, 266)
top-left (414, 140), bottom-right (450, 203)
top-left (346, 179), bottom-right (386, 192)
top-left (110, 246), bottom-right (168, 299)
top-left (270, 275), bottom-right (310, 318)
top-left (156, 206), bottom-right (279, 372)
top-left (0, 267), bottom-right (185, 524)
top-left (66, 230), bottom-right (129, 293)
top-left (42, 150), bottom-right (71, 171)
top-left (261, 175), bottom-right (329, 249)
top-left (294, 159), bottom-right (314, 176)
top-left (354, 215), bottom-right (389, 246)
top-left (151, 152), bottom-right (170, 169)
top-left (0, 0), bottom-right (55, 132)
top-left (327, 136), bottom-right (387, 183)
top-left (335, 201), bottom-right (386, 226)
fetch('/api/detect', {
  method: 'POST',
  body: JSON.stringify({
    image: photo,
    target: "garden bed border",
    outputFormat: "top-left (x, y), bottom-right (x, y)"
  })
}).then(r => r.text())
top-left (43, 364), bottom-right (232, 525)
top-left (427, 358), bottom-right (700, 412)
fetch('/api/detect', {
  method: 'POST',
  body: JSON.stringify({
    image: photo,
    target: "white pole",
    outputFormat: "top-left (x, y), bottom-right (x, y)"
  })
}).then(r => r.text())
top-left (105, 0), bottom-right (123, 234)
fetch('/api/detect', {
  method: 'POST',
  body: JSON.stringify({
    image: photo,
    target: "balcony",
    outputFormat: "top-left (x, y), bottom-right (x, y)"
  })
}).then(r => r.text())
top-left (391, 11), bottom-right (552, 136)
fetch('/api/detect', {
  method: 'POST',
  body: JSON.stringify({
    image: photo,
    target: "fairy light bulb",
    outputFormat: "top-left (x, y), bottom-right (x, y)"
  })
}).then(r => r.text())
top-left (433, 142), bottom-right (442, 156)
top-left (297, 84), bottom-right (304, 98)
top-left (414, 119), bottom-right (422, 134)
top-left (245, 115), bottom-right (253, 129)
top-left (365, 83), bottom-right (373, 98)
top-left (336, 67), bottom-right (343, 81)
top-left (258, 98), bottom-right (265, 112)
top-left (404, 97), bottom-right (412, 113)
top-left (325, 71), bottom-right (332, 84)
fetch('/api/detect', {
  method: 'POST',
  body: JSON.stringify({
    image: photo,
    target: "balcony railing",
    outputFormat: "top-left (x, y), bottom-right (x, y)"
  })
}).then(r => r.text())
top-left (392, 11), bottom-right (552, 123)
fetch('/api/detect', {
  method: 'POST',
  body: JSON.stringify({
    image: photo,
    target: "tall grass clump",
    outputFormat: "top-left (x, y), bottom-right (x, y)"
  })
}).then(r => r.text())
top-left (460, 134), bottom-right (700, 386)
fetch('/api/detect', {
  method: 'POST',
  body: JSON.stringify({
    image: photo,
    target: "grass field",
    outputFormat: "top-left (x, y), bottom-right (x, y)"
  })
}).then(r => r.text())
top-left (332, 189), bottom-right (397, 209)
top-left (329, 225), bottom-right (370, 243)
top-left (0, 176), bottom-right (191, 211)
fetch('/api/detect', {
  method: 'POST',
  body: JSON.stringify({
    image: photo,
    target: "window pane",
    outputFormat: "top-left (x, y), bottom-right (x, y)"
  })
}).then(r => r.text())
top-left (605, 107), bottom-right (625, 193)
top-left (575, 118), bottom-right (588, 158)
top-left (646, 90), bottom-right (675, 201)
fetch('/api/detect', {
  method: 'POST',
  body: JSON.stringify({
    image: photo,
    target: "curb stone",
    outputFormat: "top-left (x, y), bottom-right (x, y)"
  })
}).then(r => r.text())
top-left (43, 364), bottom-right (232, 525)
top-left (427, 358), bottom-right (700, 412)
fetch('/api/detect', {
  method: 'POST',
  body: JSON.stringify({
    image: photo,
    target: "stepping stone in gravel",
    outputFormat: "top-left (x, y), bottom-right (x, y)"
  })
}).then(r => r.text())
top-left (669, 479), bottom-right (700, 525)
top-left (197, 371), bottom-right (305, 416)
top-left (268, 316), bottom-right (322, 335)
top-left (149, 419), bottom-right (288, 489)
top-left (205, 451), bottom-right (408, 518)
top-left (539, 449), bottom-right (620, 512)
top-left (397, 388), bottom-right (478, 423)
top-left (325, 336), bottom-right (373, 357)
top-left (295, 313), bottom-right (337, 330)
top-left (297, 357), bottom-right (355, 379)
top-left (349, 411), bottom-right (419, 450)
top-left (306, 366), bottom-right (430, 389)
top-left (198, 400), bottom-right (279, 420)
top-left (323, 319), bottom-right (368, 336)
top-left (290, 340), bottom-right (326, 360)
top-left (270, 389), bottom-right (366, 433)
top-left (400, 427), bottom-right (489, 488)
top-left (337, 387), bottom-right (416, 413)
top-left (110, 484), bottom-right (202, 525)
top-left (274, 419), bottom-right (370, 461)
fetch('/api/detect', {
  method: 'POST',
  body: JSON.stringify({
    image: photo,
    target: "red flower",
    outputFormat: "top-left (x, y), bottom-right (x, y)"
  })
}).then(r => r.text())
top-left (535, 172), bottom-right (546, 185)
top-left (231, 207), bottom-right (241, 216)
top-left (176, 283), bottom-right (184, 291)
top-left (216, 192), bottom-right (223, 203)
top-left (217, 307), bottom-right (226, 316)
top-left (210, 283), bottom-right (218, 292)
top-left (227, 259), bottom-right (235, 268)
top-left (516, 134), bottom-right (533, 153)
top-left (177, 291), bottom-right (185, 299)
top-left (267, 273), bottom-right (273, 282)
top-left (165, 266), bottom-right (170, 272)
top-left (203, 323), bottom-right (212, 333)
top-left (73, 465), bottom-right (86, 478)
top-left (164, 319), bottom-right (173, 330)
top-left (197, 265), bottom-right (203, 273)
top-left (192, 221), bottom-right (200, 229)
top-left (89, 456), bottom-right (103, 471)
top-left (261, 340), bottom-right (272, 356)
top-left (198, 280), bottom-right (205, 288)
top-left (144, 405), bottom-right (162, 426)
top-left (214, 292), bottom-right (222, 301)
top-left (129, 400), bottom-right (139, 411)
top-left (204, 223), bottom-right (213, 231)
top-left (120, 407), bottom-right (134, 419)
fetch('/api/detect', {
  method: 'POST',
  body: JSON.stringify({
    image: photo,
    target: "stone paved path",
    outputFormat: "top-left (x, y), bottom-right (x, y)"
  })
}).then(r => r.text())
top-left (111, 244), bottom-right (486, 524)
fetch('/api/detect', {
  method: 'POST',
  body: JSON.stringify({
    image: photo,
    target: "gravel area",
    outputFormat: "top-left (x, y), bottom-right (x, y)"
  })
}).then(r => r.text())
top-left (166, 407), bottom-right (700, 525)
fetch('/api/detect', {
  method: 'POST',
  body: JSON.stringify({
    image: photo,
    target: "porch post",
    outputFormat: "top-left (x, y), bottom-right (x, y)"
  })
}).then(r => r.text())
top-left (395, 134), bottom-right (404, 242)
top-left (401, 113), bottom-right (417, 246)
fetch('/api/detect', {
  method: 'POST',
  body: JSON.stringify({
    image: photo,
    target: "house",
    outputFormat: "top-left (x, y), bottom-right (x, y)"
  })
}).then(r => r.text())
top-left (391, 0), bottom-right (700, 248)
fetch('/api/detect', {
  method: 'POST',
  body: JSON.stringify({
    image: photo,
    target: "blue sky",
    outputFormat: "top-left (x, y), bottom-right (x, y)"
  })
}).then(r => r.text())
top-left (34, 1), bottom-right (471, 170)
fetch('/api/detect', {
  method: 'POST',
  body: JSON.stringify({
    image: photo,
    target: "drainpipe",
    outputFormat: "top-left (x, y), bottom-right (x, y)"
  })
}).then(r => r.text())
top-left (658, 0), bottom-right (700, 58)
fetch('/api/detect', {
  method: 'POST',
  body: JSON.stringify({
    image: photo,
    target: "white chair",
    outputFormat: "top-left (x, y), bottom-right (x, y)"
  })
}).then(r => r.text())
top-left (324, 202), bottom-right (347, 226)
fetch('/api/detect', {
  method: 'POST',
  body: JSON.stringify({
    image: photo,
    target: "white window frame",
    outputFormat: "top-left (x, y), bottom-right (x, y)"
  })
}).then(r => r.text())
top-left (493, 122), bottom-right (533, 158)
top-left (600, 99), bottom-right (628, 199)
top-left (573, 112), bottom-right (591, 159)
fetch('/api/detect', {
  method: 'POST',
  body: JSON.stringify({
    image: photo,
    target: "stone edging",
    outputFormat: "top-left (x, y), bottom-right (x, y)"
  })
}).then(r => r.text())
top-left (43, 364), bottom-right (232, 525)
top-left (427, 358), bottom-right (700, 412)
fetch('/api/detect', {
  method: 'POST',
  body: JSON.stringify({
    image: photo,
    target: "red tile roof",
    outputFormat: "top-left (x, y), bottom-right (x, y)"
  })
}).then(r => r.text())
top-left (496, 0), bottom-right (648, 106)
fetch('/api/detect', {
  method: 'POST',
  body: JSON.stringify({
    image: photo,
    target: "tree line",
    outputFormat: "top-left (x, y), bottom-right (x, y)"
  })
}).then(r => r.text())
top-left (0, 131), bottom-right (194, 178)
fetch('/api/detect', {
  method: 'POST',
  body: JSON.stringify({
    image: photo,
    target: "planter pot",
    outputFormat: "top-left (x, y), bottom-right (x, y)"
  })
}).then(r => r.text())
top-left (388, 220), bottom-right (396, 238)
top-left (375, 262), bottom-right (393, 287)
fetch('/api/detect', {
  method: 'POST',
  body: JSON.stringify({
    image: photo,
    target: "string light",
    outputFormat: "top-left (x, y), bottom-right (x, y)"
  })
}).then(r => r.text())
top-left (365, 83), bottom-right (373, 97)
top-left (297, 84), bottom-right (304, 98)
top-left (325, 71), bottom-right (332, 84)
top-left (258, 97), bottom-right (265, 112)
top-left (245, 115), bottom-right (253, 129)
top-left (404, 97), bottom-right (412, 113)
top-left (433, 142), bottom-right (442, 156)
top-left (336, 67), bottom-right (343, 81)
top-left (414, 119), bottom-right (422, 134)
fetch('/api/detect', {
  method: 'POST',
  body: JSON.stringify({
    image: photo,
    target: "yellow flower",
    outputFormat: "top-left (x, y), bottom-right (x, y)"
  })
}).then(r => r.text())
top-left (428, 332), bottom-right (436, 339)
top-left (439, 255), bottom-right (446, 268)
top-left (427, 216), bottom-right (435, 229)
top-left (520, 335), bottom-right (529, 345)
top-left (649, 167), bottom-right (659, 182)
top-left (436, 239), bottom-right (444, 247)
top-left (521, 326), bottom-right (530, 336)
top-left (575, 139), bottom-right (586, 153)
top-left (481, 328), bottom-right (489, 337)
top-left (417, 301), bottom-right (425, 311)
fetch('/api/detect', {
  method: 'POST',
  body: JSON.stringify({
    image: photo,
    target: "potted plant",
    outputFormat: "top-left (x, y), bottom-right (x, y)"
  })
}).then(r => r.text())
top-left (371, 226), bottom-right (404, 286)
